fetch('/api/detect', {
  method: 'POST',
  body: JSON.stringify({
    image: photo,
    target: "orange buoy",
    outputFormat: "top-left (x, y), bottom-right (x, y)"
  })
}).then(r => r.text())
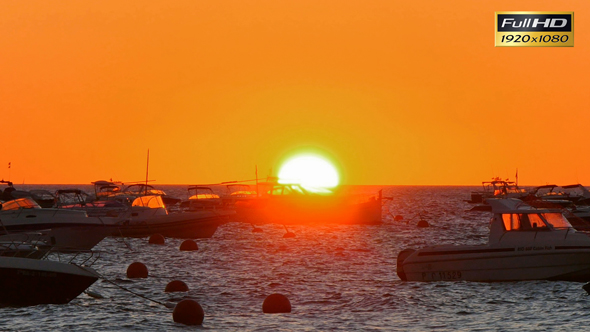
top-left (126, 262), bottom-right (148, 278)
top-left (173, 299), bottom-right (204, 325)
top-left (149, 234), bottom-right (165, 245)
top-left (262, 293), bottom-right (292, 313)
top-left (179, 240), bottom-right (198, 251)
top-left (165, 280), bottom-right (189, 292)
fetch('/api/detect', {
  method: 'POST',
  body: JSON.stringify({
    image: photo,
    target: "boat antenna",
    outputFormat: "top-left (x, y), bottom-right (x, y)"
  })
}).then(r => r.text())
top-left (7, 162), bottom-right (10, 182)
top-left (515, 168), bottom-right (518, 186)
top-left (145, 149), bottom-right (150, 196)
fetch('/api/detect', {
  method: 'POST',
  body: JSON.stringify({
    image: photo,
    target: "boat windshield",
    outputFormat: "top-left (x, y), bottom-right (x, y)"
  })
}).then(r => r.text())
top-left (501, 212), bottom-right (571, 231)
top-left (540, 213), bottom-right (572, 229)
top-left (1, 198), bottom-right (41, 211)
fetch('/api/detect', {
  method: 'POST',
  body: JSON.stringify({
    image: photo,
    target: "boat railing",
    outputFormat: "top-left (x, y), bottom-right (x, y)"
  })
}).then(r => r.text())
top-left (0, 219), bottom-right (54, 259)
top-left (48, 248), bottom-right (101, 267)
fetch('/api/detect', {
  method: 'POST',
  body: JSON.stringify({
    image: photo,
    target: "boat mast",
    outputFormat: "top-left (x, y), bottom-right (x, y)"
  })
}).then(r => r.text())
top-left (255, 165), bottom-right (259, 198)
top-left (145, 149), bottom-right (150, 196)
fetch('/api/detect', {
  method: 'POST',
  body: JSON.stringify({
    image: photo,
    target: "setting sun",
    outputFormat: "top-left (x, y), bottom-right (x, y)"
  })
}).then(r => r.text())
top-left (278, 154), bottom-right (340, 190)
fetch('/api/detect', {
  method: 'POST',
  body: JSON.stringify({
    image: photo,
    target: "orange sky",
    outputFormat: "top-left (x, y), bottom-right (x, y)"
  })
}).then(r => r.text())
top-left (1, 1), bottom-right (589, 185)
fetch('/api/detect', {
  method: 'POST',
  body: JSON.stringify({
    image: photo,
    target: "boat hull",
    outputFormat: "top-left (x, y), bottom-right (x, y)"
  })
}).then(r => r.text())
top-left (398, 246), bottom-right (590, 282)
top-left (0, 209), bottom-right (116, 251)
top-left (235, 195), bottom-right (382, 225)
top-left (110, 211), bottom-right (230, 238)
top-left (0, 257), bottom-right (98, 306)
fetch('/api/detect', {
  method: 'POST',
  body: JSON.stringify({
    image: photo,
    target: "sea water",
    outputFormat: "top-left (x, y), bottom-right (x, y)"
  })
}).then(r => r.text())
top-left (1, 185), bottom-right (589, 331)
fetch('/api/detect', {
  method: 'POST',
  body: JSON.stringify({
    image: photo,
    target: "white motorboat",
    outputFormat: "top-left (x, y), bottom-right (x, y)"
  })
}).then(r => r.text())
top-left (397, 198), bottom-right (590, 282)
top-left (0, 198), bottom-right (115, 251)
top-left (0, 255), bottom-right (99, 306)
top-left (467, 178), bottom-right (528, 204)
top-left (55, 192), bottom-right (229, 239)
top-left (111, 195), bottom-right (231, 238)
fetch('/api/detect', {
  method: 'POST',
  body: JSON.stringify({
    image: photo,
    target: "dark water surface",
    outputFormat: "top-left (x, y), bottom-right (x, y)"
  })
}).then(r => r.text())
top-left (1, 185), bottom-right (589, 331)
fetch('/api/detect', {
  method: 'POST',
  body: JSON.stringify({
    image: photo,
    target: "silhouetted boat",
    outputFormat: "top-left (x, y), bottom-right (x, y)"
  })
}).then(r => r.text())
top-left (235, 180), bottom-right (382, 225)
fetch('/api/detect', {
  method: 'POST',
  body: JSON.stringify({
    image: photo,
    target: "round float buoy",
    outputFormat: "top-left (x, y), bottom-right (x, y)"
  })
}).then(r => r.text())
top-left (583, 283), bottom-right (590, 294)
top-left (417, 219), bottom-right (430, 227)
top-left (127, 262), bottom-right (148, 278)
top-left (394, 215), bottom-right (404, 221)
top-left (283, 232), bottom-right (296, 238)
top-left (262, 293), bottom-right (292, 313)
top-left (179, 240), bottom-right (198, 251)
top-left (165, 280), bottom-right (189, 292)
top-left (173, 299), bottom-right (204, 325)
top-left (149, 234), bottom-right (165, 245)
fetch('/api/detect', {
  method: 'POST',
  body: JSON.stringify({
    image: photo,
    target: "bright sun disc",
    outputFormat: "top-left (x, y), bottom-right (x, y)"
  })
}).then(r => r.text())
top-left (278, 155), bottom-right (340, 190)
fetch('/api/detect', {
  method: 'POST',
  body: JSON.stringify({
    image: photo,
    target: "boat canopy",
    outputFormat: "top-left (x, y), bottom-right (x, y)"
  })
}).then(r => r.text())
top-left (188, 186), bottom-right (220, 200)
top-left (131, 195), bottom-right (165, 209)
top-left (124, 184), bottom-right (166, 196)
top-left (226, 184), bottom-right (257, 197)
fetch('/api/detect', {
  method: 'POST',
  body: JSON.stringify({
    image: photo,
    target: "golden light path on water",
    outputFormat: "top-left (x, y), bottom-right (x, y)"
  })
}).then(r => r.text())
top-left (277, 154), bottom-right (340, 191)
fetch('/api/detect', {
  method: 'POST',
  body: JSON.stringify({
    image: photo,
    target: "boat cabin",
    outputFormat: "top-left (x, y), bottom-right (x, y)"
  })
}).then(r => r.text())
top-left (487, 198), bottom-right (575, 246)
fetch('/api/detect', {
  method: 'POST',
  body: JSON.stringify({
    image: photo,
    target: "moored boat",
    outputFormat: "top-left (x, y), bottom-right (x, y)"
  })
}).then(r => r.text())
top-left (179, 185), bottom-right (223, 210)
top-left (0, 256), bottom-right (99, 306)
top-left (398, 198), bottom-right (590, 282)
top-left (110, 195), bottom-right (231, 238)
top-left (0, 197), bottom-right (115, 251)
top-left (235, 180), bottom-right (382, 225)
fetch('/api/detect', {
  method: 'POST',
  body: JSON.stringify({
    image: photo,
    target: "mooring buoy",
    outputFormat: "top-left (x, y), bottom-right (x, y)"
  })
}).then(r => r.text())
top-left (179, 239), bottom-right (198, 251)
top-left (148, 233), bottom-right (165, 245)
top-left (262, 293), bottom-right (292, 313)
top-left (417, 219), bottom-right (430, 227)
top-left (165, 280), bottom-right (189, 292)
top-left (173, 299), bottom-right (204, 325)
top-left (127, 262), bottom-right (149, 278)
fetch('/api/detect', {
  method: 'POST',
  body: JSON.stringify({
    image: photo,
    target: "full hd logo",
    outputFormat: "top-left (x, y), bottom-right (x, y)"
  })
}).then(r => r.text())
top-left (495, 12), bottom-right (574, 47)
